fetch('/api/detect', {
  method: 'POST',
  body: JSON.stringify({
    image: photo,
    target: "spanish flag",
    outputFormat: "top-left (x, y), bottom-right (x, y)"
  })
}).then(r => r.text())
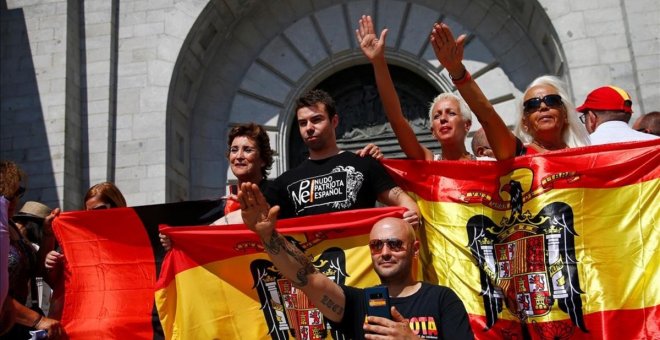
top-left (54, 140), bottom-right (659, 339)
top-left (155, 207), bottom-right (405, 339)
top-left (52, 199), bottom-right (224, 339)
top-left (383, 139), bottom-right (660, 339)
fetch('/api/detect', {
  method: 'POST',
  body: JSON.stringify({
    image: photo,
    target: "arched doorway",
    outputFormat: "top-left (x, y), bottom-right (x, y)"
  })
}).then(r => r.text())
top-left (166, 0), bottom-right (566, 200)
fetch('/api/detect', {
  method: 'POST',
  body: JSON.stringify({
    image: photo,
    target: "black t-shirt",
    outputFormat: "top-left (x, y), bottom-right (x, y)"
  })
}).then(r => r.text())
top-left (267, 152), bottom-right (397, 218)
top-left (331, 283), bottom-right (474, 340)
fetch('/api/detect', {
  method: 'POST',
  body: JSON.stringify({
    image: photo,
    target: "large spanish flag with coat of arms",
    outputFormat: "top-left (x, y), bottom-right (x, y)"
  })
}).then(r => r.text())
top-left (155, 207), bottom-right (405, 340)
top-left (54, 140), bottom-right (659, 339)
top-left (383, 139), bottom-right (660, 339)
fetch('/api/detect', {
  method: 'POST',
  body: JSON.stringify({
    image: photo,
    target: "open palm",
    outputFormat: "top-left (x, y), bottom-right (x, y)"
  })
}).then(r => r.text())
top-left (239, 182), bottom-right (279, 236)
top-left (356, 15), bottom-right (387, 61)
top-left (430, 23), bottom-right (466, 75)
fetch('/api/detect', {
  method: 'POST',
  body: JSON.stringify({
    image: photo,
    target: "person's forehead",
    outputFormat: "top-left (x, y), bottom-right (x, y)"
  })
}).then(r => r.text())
top-left (370, 220), bottom-right (409, 240)
top-left (433, 98), bottom-right (459, 110)
top-left (524, 84), bottom-right (558, 100)
top-left (231, 135), bottom-right (257, 146)
top-left (297, 103), bottom-right (328, 119)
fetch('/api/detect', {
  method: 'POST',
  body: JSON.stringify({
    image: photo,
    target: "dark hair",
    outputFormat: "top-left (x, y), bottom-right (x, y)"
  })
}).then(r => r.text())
top-left (638, 111), bottom-right (660, 136)
top-left (226, 123), bottom-right (274, 178)
top-left (84, 182), bottom-right (127, 209)
top-left (295, 89), bottom-right (337, 118)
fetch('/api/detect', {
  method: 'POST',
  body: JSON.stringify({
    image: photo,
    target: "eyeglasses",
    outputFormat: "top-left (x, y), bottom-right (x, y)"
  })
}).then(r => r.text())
top-left (523, 94), bottom-right (563, 115)
top-left (368, 238), bottom-right (406, 253)
top-left (579, 112), bottom-right (588, 124)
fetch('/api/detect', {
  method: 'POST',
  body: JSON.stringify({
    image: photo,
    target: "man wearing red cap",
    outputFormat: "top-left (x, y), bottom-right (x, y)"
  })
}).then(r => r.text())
top-left (576, 86), bottom-right (658, 145)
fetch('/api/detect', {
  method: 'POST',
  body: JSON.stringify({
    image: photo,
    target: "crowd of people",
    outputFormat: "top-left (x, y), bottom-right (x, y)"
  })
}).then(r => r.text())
top-left (1, 14), bottom-right (658, 340)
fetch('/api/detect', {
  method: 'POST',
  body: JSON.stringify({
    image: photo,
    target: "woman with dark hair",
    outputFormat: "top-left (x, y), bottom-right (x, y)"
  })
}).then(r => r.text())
top-left (44, 182), bottom-right (127, 320)
top-left (0, 160), bottom-right (61, 338)
top-left (160, 123), bottom-right (276, 250)
top-left (220, 123), bottom-right (275, 216)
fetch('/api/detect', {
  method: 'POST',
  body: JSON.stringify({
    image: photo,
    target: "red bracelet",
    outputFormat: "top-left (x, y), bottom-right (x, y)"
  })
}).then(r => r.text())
top-left (451, 69), bottom-right (472, 86)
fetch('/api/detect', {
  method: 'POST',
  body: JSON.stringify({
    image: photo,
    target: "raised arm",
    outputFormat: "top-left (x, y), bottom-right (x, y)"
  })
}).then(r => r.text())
top-left (357, 15), bottom-right (433, 160)
top-left (430, 23), bottom-right (517, 160)
top-left (239, 182), bottom-right (347, 322)
top-left (377, 186), bottom-right (420, 228)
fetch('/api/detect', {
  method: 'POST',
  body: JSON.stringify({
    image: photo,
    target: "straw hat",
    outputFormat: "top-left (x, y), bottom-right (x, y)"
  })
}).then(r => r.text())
top-left (14, 201), bottom-right (51, 221)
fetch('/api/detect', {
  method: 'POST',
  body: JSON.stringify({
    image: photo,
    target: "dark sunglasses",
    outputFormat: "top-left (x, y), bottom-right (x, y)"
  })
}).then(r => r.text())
top-left (523, 94), bottom-right (563, 114)
top-left (368, 238), bottom-right (406, 253)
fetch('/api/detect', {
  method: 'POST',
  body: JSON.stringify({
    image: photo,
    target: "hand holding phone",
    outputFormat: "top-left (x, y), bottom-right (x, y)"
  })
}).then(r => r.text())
top-left (364, 286), bottom-right (391, 320)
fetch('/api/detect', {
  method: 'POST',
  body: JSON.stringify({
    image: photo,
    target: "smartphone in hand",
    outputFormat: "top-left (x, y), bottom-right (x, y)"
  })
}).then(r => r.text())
top-left (364, 286), bottom-right (391, 320)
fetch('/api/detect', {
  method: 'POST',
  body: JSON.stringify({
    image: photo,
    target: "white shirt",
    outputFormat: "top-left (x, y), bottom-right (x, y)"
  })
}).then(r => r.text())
top-left (590, 121), bottom-right (659, 145)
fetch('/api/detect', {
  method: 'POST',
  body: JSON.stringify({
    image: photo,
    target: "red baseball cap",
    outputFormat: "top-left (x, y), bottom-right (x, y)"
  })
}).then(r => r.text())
top-left (576, 85), bottom-right (633, 113)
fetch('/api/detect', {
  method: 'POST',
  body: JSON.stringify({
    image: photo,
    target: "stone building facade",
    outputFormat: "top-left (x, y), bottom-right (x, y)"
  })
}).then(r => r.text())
top-left (1, 0), bottom-right (658, 209)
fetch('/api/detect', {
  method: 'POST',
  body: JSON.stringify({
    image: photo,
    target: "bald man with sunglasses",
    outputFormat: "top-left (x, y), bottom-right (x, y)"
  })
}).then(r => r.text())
top-left (239, 182), bottom-right (473, 340)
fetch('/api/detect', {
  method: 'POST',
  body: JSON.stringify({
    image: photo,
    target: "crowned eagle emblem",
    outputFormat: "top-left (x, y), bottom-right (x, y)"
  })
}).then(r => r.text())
top-left (466, 168), bottom-right (588, 337)
top-left (248, 235), bottom-right (349, 340)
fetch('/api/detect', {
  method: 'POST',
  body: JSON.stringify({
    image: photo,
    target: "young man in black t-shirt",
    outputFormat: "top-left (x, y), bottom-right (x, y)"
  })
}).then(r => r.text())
top-left (239, 183), bottom-right (474, 340)
top-left (267, 89), bottom-right (420, 222)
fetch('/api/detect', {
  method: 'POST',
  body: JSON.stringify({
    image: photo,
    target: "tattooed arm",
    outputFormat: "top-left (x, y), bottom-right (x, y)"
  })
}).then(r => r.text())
top-left (239, 182), bottom-right (347, 322)
top-left (377, 186), bottom-right (420, 228)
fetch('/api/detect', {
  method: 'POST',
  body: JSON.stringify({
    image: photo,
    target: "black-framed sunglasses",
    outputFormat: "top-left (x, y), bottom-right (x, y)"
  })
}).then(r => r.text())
top-left (523, 94), bottom-right (563, 115)
top-left (368, 238), bottom-right (406, 253)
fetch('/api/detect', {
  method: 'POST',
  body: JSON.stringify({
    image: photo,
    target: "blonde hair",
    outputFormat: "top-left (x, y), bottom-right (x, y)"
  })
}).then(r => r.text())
top-left (513, 75), bottom-right (590, 147)
top-left (84, 182), bottom-right (127, 208)
top-left (428, 93), bottom-right (472, 122)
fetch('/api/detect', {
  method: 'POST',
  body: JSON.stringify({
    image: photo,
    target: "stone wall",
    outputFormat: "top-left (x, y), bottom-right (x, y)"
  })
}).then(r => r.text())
top-left (1, 0), bottom-right (658, 209)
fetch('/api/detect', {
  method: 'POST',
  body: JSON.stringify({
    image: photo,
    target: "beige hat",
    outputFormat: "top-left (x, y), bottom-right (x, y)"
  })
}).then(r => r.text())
top-left (14, 201), bottom-right (52, 221)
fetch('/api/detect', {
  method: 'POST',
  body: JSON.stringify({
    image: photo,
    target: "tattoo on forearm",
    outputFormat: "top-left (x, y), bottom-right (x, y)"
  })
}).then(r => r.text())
top-left (265, 231), bottom-right (318, 287)
top-left (294, 260), bottom-right (316, 287)
top-left (262, 231), bottom-right (285, 255)
top-left (321, 295), bottom-right (344, 315)
top-left (391, 186), bottom-right (403, 199)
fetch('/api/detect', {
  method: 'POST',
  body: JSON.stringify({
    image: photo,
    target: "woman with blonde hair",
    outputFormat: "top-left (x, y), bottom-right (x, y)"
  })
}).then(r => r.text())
top-left (357, 15), bottom-right (477, 161)
top-left (429, 22), bottom-right (590, 158)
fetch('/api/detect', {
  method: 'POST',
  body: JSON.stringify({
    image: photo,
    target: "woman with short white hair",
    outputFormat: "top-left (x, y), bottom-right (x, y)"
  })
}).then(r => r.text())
top-left (356, 15), bottom-right (477, 161)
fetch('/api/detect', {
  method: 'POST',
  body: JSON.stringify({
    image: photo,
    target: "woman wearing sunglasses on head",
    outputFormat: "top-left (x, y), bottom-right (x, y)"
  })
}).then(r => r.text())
top-left (429, 23), bottom-right (590, 159)
top-left (44, 182), bottom-right (127, 320)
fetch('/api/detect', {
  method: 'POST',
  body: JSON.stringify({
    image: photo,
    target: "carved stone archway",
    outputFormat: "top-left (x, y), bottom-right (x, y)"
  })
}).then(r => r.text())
top-left (166, 0), bottom-right (566, 200)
